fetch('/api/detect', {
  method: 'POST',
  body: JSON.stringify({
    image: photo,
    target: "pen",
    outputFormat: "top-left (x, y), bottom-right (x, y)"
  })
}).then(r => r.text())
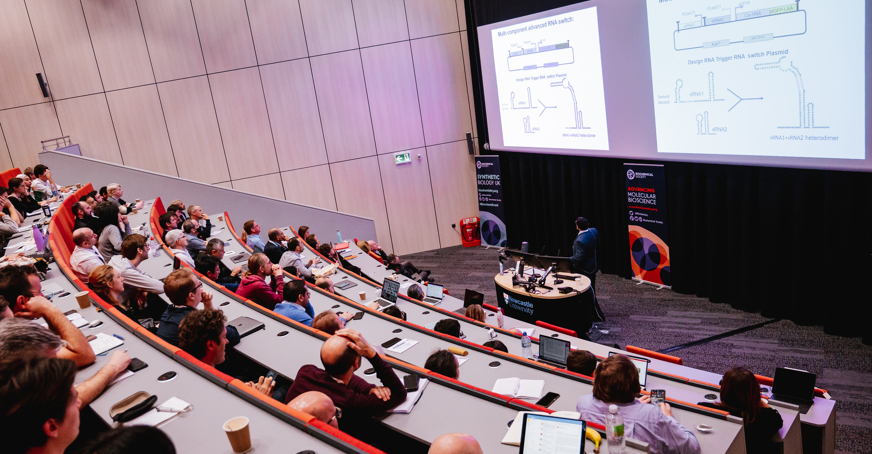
top-left (113, 334), bottom-right (125, 341)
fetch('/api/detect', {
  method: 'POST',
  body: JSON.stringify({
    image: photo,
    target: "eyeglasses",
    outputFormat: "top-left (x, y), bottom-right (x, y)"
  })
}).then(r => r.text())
top-left (192, 282), bottom-right (202, 292)
top-left (328, 407), bottom-right (342, 425)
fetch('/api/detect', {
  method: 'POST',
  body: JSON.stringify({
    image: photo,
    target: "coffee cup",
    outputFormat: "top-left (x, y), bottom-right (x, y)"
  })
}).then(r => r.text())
top-left (75, 291), bottom-right (90, 309)
top-left (223, 416), bottom-right (251, 453)
top-left (359, 291), bottom-right (366, 301)
top-left (218, 215), bottom-right (224, 222)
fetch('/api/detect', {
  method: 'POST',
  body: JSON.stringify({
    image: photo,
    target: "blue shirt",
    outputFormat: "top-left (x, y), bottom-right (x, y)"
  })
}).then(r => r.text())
top-left (247, 235), bottom-right (266, 253)
top-left (157, 305), bottom-right (241, 347)
top-left (274, 301), bottom-right (315, 327)
top-left (576, 394), bottom-right (700, 454)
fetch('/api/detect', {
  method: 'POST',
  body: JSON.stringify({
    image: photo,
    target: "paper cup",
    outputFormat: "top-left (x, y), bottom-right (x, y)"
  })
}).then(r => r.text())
top-left (223, 416), bottom-right (251, 453)
top-left (218, 215), bottom-right (224, 222)
top-left (75, 291), bottom-right (91, 309)
top-left (359, 291), bottom-right (366, 301)
top-left (132, 207), bottom-right (139, 214)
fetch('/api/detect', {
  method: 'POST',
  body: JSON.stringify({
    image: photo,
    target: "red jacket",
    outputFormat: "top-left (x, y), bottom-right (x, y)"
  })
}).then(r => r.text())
top-left (236, 274), bottom-right (283, 310)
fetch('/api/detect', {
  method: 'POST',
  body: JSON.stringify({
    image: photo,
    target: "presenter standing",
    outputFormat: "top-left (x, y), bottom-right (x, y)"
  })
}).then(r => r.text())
top-left (571, 217), bottom-right (604, 322)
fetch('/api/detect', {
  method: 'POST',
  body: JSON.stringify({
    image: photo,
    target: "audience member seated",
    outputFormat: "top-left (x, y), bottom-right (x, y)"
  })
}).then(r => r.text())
top-left (386, 254), bottom-right (430, 282)
top-left (182, 219), bottom-right (206, 258)
top-left (428, 433), bottom-right (483, 454)
top-left (464, 304), bottom-right (485, 322)
top-left (697, 367), bottom-right (783, 454)
top-left (95, 201), bottom-right (131, 262)
top-left (0, 354), bottom-right (80, 454)
top-left (72, 201), bottom-right (99, 232)
top-left (75, 426), bottom-right (176, 454)
top-left (305, 233), bottom-right (319, 249)
top-left (576, 355), bottom-right (700, 454)
top-left (85, 190), bottom-right (103, 208)
top-left (166, 206), bottom-right (182, 227)
top-left (205, 239), bottom-right (243, 287)
top-left (317, 243), bottom-right (337, 262)
top-left (70, 228), bottom-right (105, 283)
top-left (23, 166), bottom-right (35, 181)
top-left (425, 349), bottom-right (459, 379)
top-left (279, 238), bottom-right (318, 280)
top-left (274, 281), bottom-right (316, 326)
top-left (156, 268), bottom-right (239, 346)
top-left (107, 235), bottom-right (167, 319)
top-left (368, 241), bottom-right (390, 263)
top-left (288, 391), bottom-right (340, 428)
top-left (195, 254), bottom-right (239, 292)
top-left (158, 213), bottom-right (178, 241)
top-left (0, 187), bottom-right (24, 229)
top-left (186, 205), bottom-right (212, 239)
top-left (297, 225), bottom-right (310, 242)
top-left (7, 177), bottom-right (45, 217)
top-left (30, 164), bottom-right (68, 201)
top-left (567, 350), bottom-right (598, 377)
top-left (0, 318), bottom-right (131, 407)
top-left (284, 329), bottom-right (407, 430)
top-left (165, 230), bottom-right (195, 267)
top-left (433, 319), bottom-right (462, 338)
top-left (241, 220), bottom-right (265, 253)
top-left (99, 186), bottom-right (109, 200)
top-left (482, 340), bottom-right (508, 353)
top-left (381, 306), bottom-right (406, 321)
top-left (315, 276), bottom-right (334, 293)
top-left (106, 183), bottom-right (139, 214)
top-left (167, 200), bottom-right (187, 222)
top-left (236, 253), bottom-right (284, 311)
top-left (0, 265), bottom-right (96, 367)
top-left (407, 284), bottom-right (424, 301)
top-left (312, 310), bottom-right (346, 335)
top-left (264, 228), bottom-right (289, 264)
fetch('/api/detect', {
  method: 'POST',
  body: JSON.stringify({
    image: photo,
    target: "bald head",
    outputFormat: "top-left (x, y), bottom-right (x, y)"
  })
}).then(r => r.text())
top-left (268, 228), bottom-right (283, 242)
top-left (320, 334), bottom-right (359, 378)
top-left (288, 391), bottom-right (337, 427)
top-left (429, 433), bottom-right (483, 454)
top-left (73, 228), bottom-right (96, 248)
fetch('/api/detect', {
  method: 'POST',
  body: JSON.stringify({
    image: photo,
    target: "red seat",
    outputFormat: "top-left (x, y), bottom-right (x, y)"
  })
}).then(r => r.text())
top-left (625, 345), bottom-right (683, 365)
top-left (0, 167), bottom-right (22, 188)
top-left (535, 320), bottom-right (578, 338)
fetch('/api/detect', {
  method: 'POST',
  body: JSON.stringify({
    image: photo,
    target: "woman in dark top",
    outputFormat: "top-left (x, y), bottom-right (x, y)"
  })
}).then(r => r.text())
top-left (698, 367), bottom-right (783, 454)
top-left (7, 177), bottom-right (44, 217)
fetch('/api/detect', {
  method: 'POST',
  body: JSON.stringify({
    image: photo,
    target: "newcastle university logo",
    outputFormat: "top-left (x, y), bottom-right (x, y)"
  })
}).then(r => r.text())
top-left (627, 169), bottom-right (635, 180)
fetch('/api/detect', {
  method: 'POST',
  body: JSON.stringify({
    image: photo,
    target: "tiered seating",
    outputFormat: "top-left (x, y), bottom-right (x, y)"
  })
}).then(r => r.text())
top-left (0, 167), bottom-right (22, 188)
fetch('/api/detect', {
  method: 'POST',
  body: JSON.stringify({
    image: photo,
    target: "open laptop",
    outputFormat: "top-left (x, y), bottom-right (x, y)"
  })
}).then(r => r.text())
top-left (608, 352), bottom-right (650, 389)
top-left (373, 278), bottom-right (400, 309)
top-left (423, 283), bottom-right (444, 305)
top-left (536, 335), bottom-right (570, 368)
top-left (519, 413), bottom-right (587, 454)
top-left (771, 367), bottom-right (816, 414)
top-left (463, 289), bottom-right (484, 307)
top-left (227, 316), bottom-right (265, 338)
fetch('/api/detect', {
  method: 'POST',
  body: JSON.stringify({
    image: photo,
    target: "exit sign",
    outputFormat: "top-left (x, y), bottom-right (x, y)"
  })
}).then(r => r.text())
top-left (394, 152), bottom-right (411, 165)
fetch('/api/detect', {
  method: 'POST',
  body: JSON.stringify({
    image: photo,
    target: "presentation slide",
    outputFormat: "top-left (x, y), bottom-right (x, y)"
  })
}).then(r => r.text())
top-left (490, 7), bottom-right (609, 151)
top-left (476, 0), bottom-right (871, 172)
top-left (647, 0), bottom-right (865, 159)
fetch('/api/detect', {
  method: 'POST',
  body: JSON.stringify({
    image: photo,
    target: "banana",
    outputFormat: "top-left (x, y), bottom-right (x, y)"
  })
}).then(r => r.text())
top-left (585, 426), bottom-right (602, 453)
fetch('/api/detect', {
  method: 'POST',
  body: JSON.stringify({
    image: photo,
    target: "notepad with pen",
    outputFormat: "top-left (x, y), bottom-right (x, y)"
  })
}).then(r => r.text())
top-left (492, 378), bottom-right (545, 399)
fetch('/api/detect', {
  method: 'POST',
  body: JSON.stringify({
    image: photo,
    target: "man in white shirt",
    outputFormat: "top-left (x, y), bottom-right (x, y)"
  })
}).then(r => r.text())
top-left (30, 164), bottom-right (68, 200)
top-left (279, 238), bottom-right (318, 279)
top-left (166, 229), bottom-right (195, 267)
top-left (69, 228), bottom-right (105, 283)
top-left (108, 234), bottom-right (167, 321)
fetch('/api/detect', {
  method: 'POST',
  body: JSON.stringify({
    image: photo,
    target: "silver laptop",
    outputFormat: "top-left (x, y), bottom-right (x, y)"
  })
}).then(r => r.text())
top-left (373, 278), bottom-right (400, 309)
top-left (227, 316), bottom-right (265, 338)
top-left (423, 283), bottom-right (444, 304)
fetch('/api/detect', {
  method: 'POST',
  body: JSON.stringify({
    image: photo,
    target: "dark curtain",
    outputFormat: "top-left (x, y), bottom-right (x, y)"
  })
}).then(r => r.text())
top-left (497, 151), bottom-right (872, 343)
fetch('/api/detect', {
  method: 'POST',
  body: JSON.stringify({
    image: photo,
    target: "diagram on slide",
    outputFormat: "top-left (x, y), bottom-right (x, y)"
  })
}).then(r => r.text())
top-left (646, 0), bottom-right (864, 160)
top-left (492, 6), bottom-right (609, 151)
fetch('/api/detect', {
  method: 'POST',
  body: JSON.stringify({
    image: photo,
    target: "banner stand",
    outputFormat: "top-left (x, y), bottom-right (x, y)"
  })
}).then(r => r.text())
top-left (476, 156), bottom-right (508, 247)
top-left (624, 163), bottom-right (672, 289)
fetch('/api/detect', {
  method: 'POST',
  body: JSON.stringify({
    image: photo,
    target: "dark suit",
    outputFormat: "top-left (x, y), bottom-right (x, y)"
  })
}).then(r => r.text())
top-left (74, 216), bottom-right (100, 232)
top-left (195, 219), bottom-right (212, 240)
top-left (571, 228), bottom-right (603, 321)
top-left (263, 240), bottom-right (287, 265)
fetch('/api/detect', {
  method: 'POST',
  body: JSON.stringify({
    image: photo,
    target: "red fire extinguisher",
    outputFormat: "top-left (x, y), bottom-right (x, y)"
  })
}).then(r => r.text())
top-left (460, 217), bottom-right (481, 247)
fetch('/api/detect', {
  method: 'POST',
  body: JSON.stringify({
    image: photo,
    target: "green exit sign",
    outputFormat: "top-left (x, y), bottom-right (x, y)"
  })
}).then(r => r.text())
top-left (394, 152), bottom-right (411, 165)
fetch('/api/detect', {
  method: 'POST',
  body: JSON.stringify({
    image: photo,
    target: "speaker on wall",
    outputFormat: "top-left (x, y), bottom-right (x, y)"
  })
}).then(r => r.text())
top-left (466, 132), bottom-right (474, 155)
top-left (35, 73), bottom-right (49, 98)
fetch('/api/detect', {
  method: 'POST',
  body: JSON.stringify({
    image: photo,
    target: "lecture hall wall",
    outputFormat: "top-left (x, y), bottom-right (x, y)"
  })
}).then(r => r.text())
top-left (0, 0), bottom-right (480, 255)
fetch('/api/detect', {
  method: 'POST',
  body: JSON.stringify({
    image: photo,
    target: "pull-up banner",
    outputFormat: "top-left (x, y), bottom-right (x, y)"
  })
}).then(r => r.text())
top-left (624, 163), bottom-right (671, 287)
top-left (476, 156), bottom-right (507, 247)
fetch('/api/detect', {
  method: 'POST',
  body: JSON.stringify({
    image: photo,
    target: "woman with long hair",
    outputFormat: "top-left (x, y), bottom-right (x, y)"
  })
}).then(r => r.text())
top-left (88, 265), bottom-right (124, 306)
top-left (698, 368), bottom-right (783, 454)
top-left (465, 304), bottom-right (486, 322)
top-left (95, 201), bottom-right (131, 262)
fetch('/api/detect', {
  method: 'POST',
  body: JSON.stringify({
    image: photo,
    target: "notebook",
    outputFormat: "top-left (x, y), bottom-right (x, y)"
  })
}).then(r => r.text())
top-left (492, 378), bottom-right (545, 399)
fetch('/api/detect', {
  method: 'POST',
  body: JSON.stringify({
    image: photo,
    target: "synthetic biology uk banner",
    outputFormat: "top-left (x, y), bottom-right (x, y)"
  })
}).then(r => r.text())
top-left (476, 156), bottom-right (507, 247)
top-left (624, 163), bottom-right (671, 287)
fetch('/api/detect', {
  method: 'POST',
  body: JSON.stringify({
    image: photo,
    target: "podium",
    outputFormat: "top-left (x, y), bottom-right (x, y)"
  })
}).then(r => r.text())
top-left (494, 271), bottom-right (592, 336)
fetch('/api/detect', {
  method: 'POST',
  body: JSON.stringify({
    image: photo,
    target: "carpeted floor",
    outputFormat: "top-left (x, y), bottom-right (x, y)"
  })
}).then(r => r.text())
top-left (403, 245), bottom-right (872, 454)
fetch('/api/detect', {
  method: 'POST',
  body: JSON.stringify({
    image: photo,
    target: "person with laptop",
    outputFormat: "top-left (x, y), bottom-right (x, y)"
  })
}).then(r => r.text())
top-left (406, 284), bottom-right (424, 301)
top-left (464, 304), bottom-right (486, 322)
top-left (576, 354), bottom-right (700, 454)
top-left (566, 349), bottom-right (598, 376)
top-left (157, 268), bottom-right (240, 347)
top-left (697, 367), bottom-right (783, 454)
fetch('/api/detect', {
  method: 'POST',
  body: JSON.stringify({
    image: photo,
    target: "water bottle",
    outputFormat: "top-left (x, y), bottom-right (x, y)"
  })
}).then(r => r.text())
top-left (521, 332), bottom-right (532, 359)
top-left (336, 229), bottom-right (343, 243)
top-left (606, 404), bottom-right (626, 454)
top-left (149, 237), bottom-right (161, 257)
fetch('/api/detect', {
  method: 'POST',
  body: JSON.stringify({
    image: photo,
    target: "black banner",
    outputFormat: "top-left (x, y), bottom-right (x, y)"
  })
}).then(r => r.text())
top-left (476, 156), bottom-right (507, 247)
top-left (624, 163), bottom-right (671, 286)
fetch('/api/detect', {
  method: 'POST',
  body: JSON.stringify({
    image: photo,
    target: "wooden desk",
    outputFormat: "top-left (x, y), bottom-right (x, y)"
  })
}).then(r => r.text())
top-left (494, 271), bottom-right (592, 335)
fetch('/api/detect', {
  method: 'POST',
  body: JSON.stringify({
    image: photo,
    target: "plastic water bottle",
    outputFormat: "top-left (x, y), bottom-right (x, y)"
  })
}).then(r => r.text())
top-left (606, 404), bottom-right (626, 454)
top-left (521, 332), bottom-right (532, 359)
top-left (148, 237), bottom-right (161, 257)
top-left (336, 229), bottom-right (343, 243)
